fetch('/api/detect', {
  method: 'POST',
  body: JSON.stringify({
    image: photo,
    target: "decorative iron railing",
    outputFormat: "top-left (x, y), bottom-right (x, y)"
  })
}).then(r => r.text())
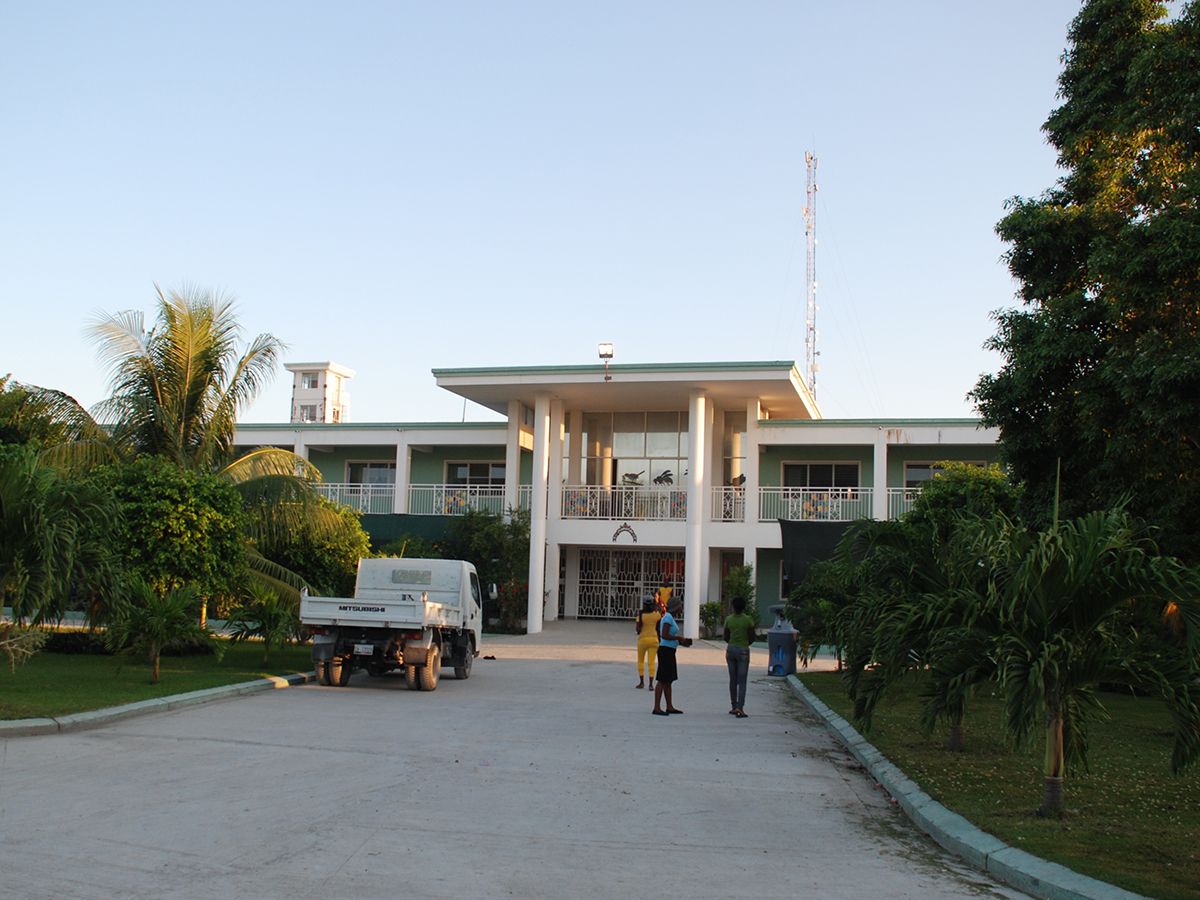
top-left (315, 483), bottom-right (395, 514)
top-left (711, 486), bottom-right (746, 522)
top-left (758, 487), bottom-right (873, 523)
top-left (561, 485), bottom-right (687, 521)
top-left (407, 484), bottom-right (507, 516)
top-left (888, 487), bottom-right (919, 520)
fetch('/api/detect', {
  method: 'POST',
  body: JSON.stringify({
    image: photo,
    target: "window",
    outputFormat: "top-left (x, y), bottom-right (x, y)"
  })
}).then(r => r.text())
top-left (447, 462), bottom-right (505, 486)
top-left (783, 462), bottom-right (859, 489)
top-left (347, 462), bottom-right (396, 484)
top-left (301, 372), bottom-right (320, 390)
top-left (578, 411), bottom-right (687, 487)
top-left (299, 404), bottom-right (319, 422)
top-left (904, 461), bottom-right (984, 488)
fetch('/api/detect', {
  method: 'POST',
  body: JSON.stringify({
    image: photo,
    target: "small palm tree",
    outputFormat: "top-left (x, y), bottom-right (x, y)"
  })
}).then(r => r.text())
top-left (225, 584), bottom-right (300, 665)
top-left (982, 508), bottom-right (1200, 817)
top-left (105, 580), bottom-right (223, 683)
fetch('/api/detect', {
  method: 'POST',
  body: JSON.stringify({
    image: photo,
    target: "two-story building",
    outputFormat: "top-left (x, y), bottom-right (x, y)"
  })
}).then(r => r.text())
top-left (234, 359), bottom-right (999, 639)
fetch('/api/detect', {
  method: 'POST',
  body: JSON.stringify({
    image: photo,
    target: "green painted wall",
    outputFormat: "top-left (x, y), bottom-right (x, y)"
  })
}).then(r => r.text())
top-left (758, 445), bottom-right (875, 487)
top-left (409, 445), bottom-right (506, 483)
top-left (359, 514), bottom-right (452, 550)
top-left (886, 445), bottom-right (1001, 486)
top-left (307, 446), bottom-right (394, 482)
top-left (754, 549), bottom-right (783, 627)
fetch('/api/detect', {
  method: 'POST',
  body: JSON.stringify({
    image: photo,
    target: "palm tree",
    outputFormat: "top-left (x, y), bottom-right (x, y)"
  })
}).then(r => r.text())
top-left (225, 583), bottom-right (301, 665)
top-left (0, 443), bottom-right (119, 625)
top-left (85, 287), bottom-right (340, 610)
top-left (105, 580), bottom-right (223, 683)
top-left (979, 508), bottom-right (1200, 817)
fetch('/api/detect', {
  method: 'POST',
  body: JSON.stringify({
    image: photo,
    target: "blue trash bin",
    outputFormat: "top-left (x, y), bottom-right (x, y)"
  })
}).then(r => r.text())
top-left (766, 604), bottom-right (797, 677)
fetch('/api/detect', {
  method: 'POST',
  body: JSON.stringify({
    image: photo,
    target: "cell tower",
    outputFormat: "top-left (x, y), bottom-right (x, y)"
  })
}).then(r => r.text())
top-left (803, 151), bottom-right (819, 396)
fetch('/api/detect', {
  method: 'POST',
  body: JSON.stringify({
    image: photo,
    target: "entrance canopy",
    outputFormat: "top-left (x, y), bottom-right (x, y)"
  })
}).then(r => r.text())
top-left (432, 360), bottom-right (820, 420)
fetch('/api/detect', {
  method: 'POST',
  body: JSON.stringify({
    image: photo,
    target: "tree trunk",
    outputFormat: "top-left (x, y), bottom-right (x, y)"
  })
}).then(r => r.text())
top-left (152, 651), bottom-right (161, 684)
top-left (1039, 704), bottom-right (1066, 817)
top-left (946, 721), bottom-right (966, 752)
top-left (198, 599), bottom-right (207, 629)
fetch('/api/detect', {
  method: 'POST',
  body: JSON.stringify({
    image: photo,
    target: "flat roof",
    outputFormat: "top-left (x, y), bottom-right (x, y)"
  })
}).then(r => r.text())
top-left (432, 360), bottom-right (820, 419)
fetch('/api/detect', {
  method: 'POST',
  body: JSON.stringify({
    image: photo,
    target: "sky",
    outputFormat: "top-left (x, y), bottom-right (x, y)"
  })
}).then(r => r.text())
top-left (1, 1), bottom-right (1092, 425)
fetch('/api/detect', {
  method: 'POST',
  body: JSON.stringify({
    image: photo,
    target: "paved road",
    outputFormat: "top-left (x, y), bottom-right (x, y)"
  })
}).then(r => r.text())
top-left (0, 622), bottom-right (1022, 899)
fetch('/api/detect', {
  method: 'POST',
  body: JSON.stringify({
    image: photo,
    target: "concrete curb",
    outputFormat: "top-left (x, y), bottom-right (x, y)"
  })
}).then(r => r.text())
top-left (786, 675), bottom-right (1144, 900)
top-left (0, 672), bottom-right (313, 738)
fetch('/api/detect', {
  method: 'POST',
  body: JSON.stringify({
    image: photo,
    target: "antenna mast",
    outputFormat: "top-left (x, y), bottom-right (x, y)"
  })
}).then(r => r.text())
top-left (803, 151), bottom-right (819, 396)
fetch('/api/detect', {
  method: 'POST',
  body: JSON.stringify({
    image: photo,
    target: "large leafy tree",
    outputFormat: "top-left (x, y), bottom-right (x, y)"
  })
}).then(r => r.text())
top-left (972, 0), bottom-right (1200, 560)
top-left (90, 456), bottom-right (247, 604)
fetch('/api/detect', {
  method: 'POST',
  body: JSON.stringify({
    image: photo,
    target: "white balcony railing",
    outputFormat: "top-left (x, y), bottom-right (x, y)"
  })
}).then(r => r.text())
top-left (758, 487), bottom-right (873, 523)
top-left (408, 484), bottom-right (508, 516)
top-left (518, 485), bottom-right (532, 511)
top-left (561, 485), bottom-right (687, 521)
top-left (315, 482), bottom-right (395, 514)
top-left (888, 487), bottom-right (919, 520)
top-left (711, 487), bottom-right (746, 522)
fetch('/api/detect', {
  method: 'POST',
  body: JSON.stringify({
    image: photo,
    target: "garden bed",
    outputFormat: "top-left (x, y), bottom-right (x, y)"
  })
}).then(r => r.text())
top-left (1, 640), bottom-right (314, 720)
top-left (800, 671), bottom-right (1199, 900)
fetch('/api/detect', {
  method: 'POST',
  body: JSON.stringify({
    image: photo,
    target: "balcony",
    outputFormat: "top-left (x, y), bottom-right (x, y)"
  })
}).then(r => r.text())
top-left (561, 485), bottom-right (687, 521)
top-left (316, 483), bottom-right (532, 516)
top-left (758, 487), bottom-right (874, 523)
top-left (888, 487), bottom-right (919, 519)
top-left (315, 483), bottom-right (394, 514)
top-left (408, 484), bottom-right (508, 516)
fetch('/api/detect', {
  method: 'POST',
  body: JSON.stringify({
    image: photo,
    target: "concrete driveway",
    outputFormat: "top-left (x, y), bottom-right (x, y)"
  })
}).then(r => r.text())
top-left (0, 622), bottom-right (1021, 899)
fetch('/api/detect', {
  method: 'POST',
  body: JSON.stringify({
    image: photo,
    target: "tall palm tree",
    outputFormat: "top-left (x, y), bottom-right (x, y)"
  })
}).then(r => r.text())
top-left (87, 286), bottom-right (339, 569)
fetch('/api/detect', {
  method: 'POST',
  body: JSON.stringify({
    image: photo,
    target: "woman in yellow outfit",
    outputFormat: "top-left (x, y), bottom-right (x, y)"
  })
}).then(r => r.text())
top-left (635, 596), bottom-right (662, 690)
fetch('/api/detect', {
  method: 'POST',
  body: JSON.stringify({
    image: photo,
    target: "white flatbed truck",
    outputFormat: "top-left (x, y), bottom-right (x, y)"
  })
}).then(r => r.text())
top-left (300, 558), bottom-right (483, 691)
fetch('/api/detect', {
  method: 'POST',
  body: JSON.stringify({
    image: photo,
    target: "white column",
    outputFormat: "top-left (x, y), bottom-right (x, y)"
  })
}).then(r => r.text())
top-left (872, 428), bottom-right (889, 521)
top-left (744, 399), bottom-right (761, 523)
top-left (567, 409), bottom-right (583, 484)
top-left (393, 434), bottom-right (410, 514)
top-left (548, 400), bottom-right (564, 525)
top-left (293, 431), bottom-right (308, 461)
top-left (683, 391), bottom-right (707, 640)
top-left (526, 394), bottom-right (551, 634)
top-left (504, 400), bottom-right (522, 520)
top-left (544, 542), bottom-right (560, 622)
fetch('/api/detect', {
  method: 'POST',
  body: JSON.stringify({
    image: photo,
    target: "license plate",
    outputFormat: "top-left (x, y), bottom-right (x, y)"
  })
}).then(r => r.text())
top-left (354, 643), bottom-right (375, 656)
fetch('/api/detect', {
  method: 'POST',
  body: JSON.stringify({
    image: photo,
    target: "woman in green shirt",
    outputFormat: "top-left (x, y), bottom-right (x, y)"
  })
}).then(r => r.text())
top-left (723, 596), bottom-right (757, 718)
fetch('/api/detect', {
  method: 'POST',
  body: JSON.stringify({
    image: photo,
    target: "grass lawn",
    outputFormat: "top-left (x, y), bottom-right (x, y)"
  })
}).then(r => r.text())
top-left (1, 640), bottom-right (314, 720)
top-left (800, 671), bottom-right (1199, 900)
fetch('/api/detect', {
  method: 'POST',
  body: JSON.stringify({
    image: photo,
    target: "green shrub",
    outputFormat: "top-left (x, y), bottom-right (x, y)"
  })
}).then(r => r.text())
top-left (699, 601), bottom-right (723, 638)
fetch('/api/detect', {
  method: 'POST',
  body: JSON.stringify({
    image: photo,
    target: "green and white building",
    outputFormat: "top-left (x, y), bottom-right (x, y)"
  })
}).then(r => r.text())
top-left (234, 360), bottom-right (999, 639)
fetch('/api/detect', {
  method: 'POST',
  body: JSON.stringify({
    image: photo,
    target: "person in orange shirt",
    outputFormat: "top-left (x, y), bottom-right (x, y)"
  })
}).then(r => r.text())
top-left (635, 596), bottom-right (661, 690)
top-left (653, 577), bottom-right (673, 616)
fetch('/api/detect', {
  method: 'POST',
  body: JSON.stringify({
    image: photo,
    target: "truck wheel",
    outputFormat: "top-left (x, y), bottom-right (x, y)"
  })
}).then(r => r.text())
top-left (404, 664), bottom-right (418, 691)
top-left (315, 659), bottom-right (331, 686)
top-left (328, 656), bottom-right (346, 687)
top-left (454, 639), bottom-right (473, 680)
top-left (419, 644), bottom-right (441, 691)
top-left (337, 656), bottom-right (354, 686)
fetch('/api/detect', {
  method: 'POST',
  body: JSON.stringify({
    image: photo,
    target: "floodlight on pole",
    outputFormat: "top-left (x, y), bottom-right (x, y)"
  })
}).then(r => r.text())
top-left (598, 342), bottom-right (614, 382)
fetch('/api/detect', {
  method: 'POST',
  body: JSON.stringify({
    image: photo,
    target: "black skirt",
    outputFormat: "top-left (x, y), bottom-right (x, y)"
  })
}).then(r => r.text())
top-left (656, 646), bottom-right (678, 684)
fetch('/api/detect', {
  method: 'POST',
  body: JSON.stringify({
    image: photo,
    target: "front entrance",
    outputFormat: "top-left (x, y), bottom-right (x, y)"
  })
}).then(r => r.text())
top-left (577, 548), bottom-right (685, 620)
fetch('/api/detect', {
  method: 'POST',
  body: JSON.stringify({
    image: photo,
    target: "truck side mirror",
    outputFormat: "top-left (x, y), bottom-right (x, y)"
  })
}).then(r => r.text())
top-left (489, 583), bottom-right (499, 601)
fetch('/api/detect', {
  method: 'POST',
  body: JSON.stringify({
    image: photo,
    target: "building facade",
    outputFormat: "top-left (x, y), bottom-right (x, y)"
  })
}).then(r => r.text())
top-left (234, 360), bottom-right (999, 639)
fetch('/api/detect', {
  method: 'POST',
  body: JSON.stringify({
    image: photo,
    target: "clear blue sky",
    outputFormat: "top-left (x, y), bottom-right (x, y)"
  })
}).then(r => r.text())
top-left (1, 1), bottom-right (1087, 424)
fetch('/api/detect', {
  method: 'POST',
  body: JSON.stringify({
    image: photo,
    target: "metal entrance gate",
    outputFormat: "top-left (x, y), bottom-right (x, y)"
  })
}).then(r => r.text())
top-left (577, 548), bottom-right (685, 620)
